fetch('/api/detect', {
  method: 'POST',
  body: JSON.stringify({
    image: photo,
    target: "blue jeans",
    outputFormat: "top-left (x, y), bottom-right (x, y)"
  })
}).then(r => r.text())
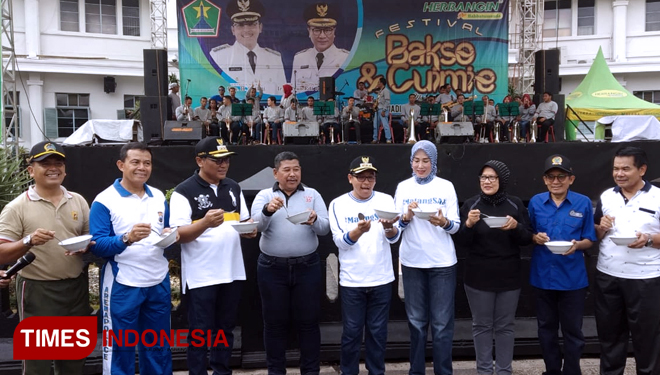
top-left (186, 281), bottom-right (243, 375)
top-left (519, 120), bottom-right (530, 139)
top-left (535, 287), bottom-right (587, 375)
top-left (257, 252), bottom-right (322, 375)
top-left (372, 109), bottom-right (391, 141)
top-left (402, 265), bottom-right (457, 375)
top-left (340, 283), bottom-right (392, 375)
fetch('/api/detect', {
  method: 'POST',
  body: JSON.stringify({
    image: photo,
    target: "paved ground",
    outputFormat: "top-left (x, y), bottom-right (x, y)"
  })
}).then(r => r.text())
top-left (173, 357), bottom-right (638, 374)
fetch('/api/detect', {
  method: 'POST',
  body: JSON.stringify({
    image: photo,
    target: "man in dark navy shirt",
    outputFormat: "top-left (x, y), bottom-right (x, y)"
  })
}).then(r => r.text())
top-left (527, 154), bottom-right (597, 375)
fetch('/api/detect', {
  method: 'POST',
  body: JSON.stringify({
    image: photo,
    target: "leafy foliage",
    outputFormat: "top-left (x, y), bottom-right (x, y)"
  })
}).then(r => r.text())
top-left (0, 148), bottom-right (31, 209)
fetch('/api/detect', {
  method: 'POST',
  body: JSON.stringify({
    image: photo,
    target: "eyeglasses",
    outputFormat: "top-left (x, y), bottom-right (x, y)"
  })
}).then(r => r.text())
top-left (544, 174), bottom-right (569, 182)
top-left (478, 175), bottom-right (498, 182)
top-left (233, 21), bottom-right (259, 28)
top-left (310, 27), bottom-right (335, 36)
top-left (206, 157), bottom-right (230, 165)
top-left (352, 174), bottom-right (376, 182)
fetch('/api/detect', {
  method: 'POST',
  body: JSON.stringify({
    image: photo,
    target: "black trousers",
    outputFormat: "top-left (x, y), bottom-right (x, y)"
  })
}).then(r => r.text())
top-left (538, 118), bottom-right (555, 142)
top-left (229, 121), bottom-right (248, 144)
top-left (594, 271), bottom-right (660, 375)
top-left (343, 120), bottom-right (361, 143)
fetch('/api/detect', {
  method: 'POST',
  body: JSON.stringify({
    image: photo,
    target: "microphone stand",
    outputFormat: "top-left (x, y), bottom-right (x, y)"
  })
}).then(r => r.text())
top-left (184, 79), bottom-right (191, 98)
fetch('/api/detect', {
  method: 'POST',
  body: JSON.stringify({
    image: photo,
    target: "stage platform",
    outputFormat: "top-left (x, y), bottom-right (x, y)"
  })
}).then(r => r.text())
top-left (1, 141), bottom-right (657, 373)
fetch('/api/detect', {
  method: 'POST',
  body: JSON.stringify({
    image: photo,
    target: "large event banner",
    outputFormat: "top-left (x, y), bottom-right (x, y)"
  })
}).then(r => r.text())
top-left (177, 0), bottom-right (509, 108)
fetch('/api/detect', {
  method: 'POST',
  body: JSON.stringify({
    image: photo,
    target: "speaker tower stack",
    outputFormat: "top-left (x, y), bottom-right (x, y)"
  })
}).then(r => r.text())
top-left (319, 77), bottom-right (335, 101)
top-left (141, 49), bottom-right (169, 144)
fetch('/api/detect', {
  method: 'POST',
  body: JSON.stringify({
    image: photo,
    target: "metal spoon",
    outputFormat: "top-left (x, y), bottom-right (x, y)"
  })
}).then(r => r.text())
top-left (358, 213), bottom-right (365, 221)
top-left (479, 213), bottom-right (491, 219)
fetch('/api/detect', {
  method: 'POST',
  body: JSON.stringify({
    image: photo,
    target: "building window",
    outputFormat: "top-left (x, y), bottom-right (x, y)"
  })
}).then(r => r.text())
top-left (4, 92), bottom-right (21, 138)
top-left (543, 0), bottom-right (572, 38)
top-left (634, 90), bottom-right (660, 104)
top-left (122, 0), bottom-right (140, 36)
top-left (55, 93), bottom-right (90, 137)
top-left (85, 0), bottom-right (117, 35)
top-left (60, 0), bottom-right (80, 32)
top-left (121, 95), bottom-right (139, 119)
top-left (648, 0), bottom-right (660, 32)
top-left (577, 0), bottom-right (595, 35)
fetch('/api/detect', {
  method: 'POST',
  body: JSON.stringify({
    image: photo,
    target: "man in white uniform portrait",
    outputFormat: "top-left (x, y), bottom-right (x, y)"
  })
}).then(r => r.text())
top-left (293, 2), bottom-right (349, 92)
top-left (210, 0), bottom-right (286, 95)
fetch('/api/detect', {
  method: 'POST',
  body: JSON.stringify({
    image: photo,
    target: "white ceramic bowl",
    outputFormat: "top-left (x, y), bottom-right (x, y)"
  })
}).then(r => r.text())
top-left (230, 222), bottom-right (258, 234)
top-left (482, 216), bottom-right (508, 228)
top-left (545, 241), bottom-right (573, 254)
top-left (286, 211), bottom-right (311, 225)
top-left (154, 228), bottom-right (178, 248)
top-left (373, 209), bottom-right (400, 220)
top-left (58, 234), bottom-right (93, 252)
top-left (412, 208), bottom-right (438, 221)
top-left (610, 236), bottom-right (638, 246)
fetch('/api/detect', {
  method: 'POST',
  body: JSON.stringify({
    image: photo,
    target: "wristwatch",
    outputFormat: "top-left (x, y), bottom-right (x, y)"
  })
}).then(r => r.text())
top-left (122, 233), bottom-right (133, 246)
top-left (645, 234), bottom-right (654, 248)
top-left (23, 234), bottom-right (33, 248)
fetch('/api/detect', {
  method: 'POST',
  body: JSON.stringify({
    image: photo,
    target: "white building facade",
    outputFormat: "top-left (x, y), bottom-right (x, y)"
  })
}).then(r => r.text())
top-left (4, 0), bottom-right (660, 148)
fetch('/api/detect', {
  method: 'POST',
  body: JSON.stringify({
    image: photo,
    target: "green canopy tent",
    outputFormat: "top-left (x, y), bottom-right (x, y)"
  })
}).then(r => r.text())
top-left (565, 47), bottom-right (660, 140)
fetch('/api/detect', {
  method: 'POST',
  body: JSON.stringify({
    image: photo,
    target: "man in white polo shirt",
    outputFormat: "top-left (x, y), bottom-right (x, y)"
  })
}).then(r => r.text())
top-left (169, 137), bottom-right (255, 375)
top-left (90, 142), bottom-right (175, 375)
top-left (594, 146), bottom-right (660, 375)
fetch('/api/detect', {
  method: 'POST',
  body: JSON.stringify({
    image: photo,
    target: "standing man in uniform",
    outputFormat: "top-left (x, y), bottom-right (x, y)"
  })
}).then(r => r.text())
top-left (594, 147), bottom-right (660, 375)
top-left (210, 0), bottom-right (286, 95)
top-left (528, 155), bottom-right (597, 375)
top-left (250, 151), bottom-right (330, 375)
top-left (293, 2), bottom-right (349, 92)
top-left (371, 77), bottom-right (392, 144)
top-left (90, 142), bottom-right (174, 375)
top-left (169, 137), bottom-right (256, 375)
top-left (0, 142), bottom-right (92, 375)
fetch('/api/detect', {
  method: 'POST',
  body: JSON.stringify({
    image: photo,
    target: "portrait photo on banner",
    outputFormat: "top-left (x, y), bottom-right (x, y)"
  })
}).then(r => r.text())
top-left (177, 0), bottom-right (359, 98)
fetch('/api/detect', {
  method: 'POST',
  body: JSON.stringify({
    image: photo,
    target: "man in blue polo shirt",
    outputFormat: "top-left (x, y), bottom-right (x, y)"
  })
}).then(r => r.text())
top-left (90, 142), bottom-right (175, 375)
top-left (528, 154), bottom-right (597, 375)
top-left (594, 146), bottom-right (660, 375)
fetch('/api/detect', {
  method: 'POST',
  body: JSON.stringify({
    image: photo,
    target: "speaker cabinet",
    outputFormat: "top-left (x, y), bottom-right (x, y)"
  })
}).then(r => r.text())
top-left (139, 96), bottom-right (168, 144)
top-left (103, 76), bottom-right (116, 93)
top-left (534, 49), bottom-right (561, 95)
top-left (144, 49), bottom-right (168, 97)
top-left (319, 77), bottom-right (335, 101)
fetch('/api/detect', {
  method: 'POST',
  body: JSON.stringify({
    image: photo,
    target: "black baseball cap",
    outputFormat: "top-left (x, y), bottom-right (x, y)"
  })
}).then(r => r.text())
top-left (195, 137), bottom-right (236, 159)
top-left (544, 154), bottom-right (573, 174)
top-left (349, 156), bottom-right (378, 174)
top-left (28, 141), bottom-right (66, 163)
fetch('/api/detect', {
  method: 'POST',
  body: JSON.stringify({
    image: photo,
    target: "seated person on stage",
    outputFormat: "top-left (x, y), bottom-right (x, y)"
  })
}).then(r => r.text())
top-left (219, 95), bottom-right (244, 144)
top-left (474, 95), bottom-right (496, 143)
top-left (193, 96), bottom-right (211, 129)
top-left (533, 92), bottom-right (558, 142)
top-left (245, 97), bottom-right (262, 144)
top-left (321, 98), bottom-right (341, 144)
top-left (176, 96), bottom-right (194, 121)
top-left (263, 96), bottom-right (284, 144)
top-left (435, 84), bottom-right (454, 106)
top-left (341, 97), bottom-right (361, 144)
top-left (400, 93), bottom-right (421, 139)
top-left (301, 96), bottom-right (319, 123)
top-left (517, 94), bottom-right (536, 142)
top-left (207, 98), bottom-right (221, 136)
top-left (280, 84), bottom-right (295, 110)
top-left (494, 96), bottom-right (513, 141)
top-left (284, 98), bottom-right (302, 122)
top-left (450, 94), bottom-right (468, 122)
top-left (419, 95), bottom-right (439, 141)
top-left (353, 81), bottom-right (369, 106)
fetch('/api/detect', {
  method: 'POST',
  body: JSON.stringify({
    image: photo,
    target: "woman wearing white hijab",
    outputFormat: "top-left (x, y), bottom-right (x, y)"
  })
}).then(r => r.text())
top-left (395, 140), bottom-right (460, 375)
